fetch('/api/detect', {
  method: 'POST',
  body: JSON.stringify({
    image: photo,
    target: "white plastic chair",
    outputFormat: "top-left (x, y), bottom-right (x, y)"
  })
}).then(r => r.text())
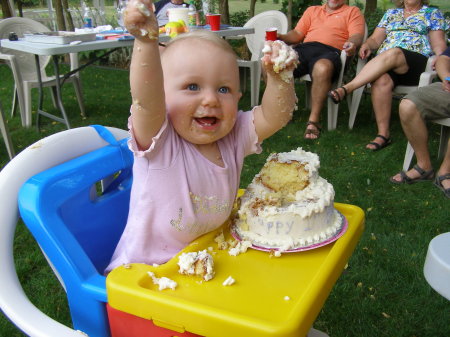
top-left (348, 55), bottom-right (437, 129)
top-left (299, 24), bottom-right (368, 131)
top-left (403, 117), bottom-right (450, 171)
top-left (0, 17), bottom-right (85, 128)
top-left (0, 98), bottom-right (15, 159)
top-left (237, 10), bottom-right (288, 107)
top-left (0, 126), bottom-right (129, 337)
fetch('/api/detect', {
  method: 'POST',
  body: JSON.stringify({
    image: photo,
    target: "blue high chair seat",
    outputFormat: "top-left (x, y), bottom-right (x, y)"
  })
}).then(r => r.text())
top-left (18, 125), bottom-right (133, 337)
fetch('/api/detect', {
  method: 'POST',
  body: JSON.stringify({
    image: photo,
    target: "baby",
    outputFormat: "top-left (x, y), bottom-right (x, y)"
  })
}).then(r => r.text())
top-left (105, 0), bottom-right (298, 273)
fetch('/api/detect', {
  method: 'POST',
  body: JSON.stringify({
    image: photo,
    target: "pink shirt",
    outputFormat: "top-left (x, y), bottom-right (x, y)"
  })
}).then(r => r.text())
top-left (105, 110), bottom-right (261, 272)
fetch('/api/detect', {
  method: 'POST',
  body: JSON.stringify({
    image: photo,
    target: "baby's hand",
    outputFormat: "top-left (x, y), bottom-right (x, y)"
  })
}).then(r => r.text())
top-left (124, 0), bottom-right (158, 42)
top-left (261, 40), bottom-right (298, 82)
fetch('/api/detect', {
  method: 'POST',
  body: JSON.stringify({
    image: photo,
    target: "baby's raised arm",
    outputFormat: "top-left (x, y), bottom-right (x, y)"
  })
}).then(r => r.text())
top-left (125, 0), bottom-right (166, 150)
top-left (253, 41), bottom-right (298, 142)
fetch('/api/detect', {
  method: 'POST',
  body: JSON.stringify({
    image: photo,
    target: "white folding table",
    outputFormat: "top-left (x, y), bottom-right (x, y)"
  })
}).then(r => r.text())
top-left (0, 27), bottom-right (254, 129)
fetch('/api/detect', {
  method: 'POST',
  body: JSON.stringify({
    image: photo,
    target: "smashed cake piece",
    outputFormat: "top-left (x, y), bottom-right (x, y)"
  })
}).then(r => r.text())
top-left (147, 271), bottom-right (177, 291)
top-left (214, 231), bottom-right (228, 250)
top-left (178, 250), bottom-right (215, 281)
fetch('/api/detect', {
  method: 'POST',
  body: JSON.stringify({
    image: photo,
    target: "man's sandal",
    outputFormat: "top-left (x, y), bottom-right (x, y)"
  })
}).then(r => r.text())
top-left (327, 87), bottom-right (348, 104)
top-left (304, 121), bottom-right (322, 139)
top-left (389, 165), bottom-right (435, 185)
top-left (433, 174), bottom-right (450, 199)
top-left (367, 134), bottom-right (392, 151)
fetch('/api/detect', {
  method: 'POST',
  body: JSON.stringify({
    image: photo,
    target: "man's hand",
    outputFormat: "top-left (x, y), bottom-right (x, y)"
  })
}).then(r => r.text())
top-left (124, 0), bottom-right (159, 42)
top-left (343, 41), bottom-right (356, 56)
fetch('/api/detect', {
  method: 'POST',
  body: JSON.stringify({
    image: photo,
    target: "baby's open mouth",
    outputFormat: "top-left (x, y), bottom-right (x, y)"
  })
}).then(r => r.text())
top-left (195, 117), bottom-right (218, 126)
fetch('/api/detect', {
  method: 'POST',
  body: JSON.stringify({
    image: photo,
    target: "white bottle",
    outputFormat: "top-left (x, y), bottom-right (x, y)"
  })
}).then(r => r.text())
top-left (82, 2), bottom-right (93, 28)
top-left (188, 0), bottom-right (198, 26)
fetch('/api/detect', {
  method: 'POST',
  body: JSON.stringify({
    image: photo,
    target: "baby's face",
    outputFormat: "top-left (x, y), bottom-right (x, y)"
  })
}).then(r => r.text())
top-left (162, 39), bottom-right (242, 145)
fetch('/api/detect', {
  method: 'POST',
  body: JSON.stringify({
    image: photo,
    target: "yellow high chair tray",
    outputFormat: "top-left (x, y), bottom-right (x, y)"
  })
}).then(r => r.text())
top-left (107, 202), bottom-right (365, 337)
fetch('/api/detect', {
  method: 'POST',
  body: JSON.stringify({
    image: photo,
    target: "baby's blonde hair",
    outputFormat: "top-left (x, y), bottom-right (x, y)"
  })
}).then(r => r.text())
top-left (163, 30), bottom-right (238, 60)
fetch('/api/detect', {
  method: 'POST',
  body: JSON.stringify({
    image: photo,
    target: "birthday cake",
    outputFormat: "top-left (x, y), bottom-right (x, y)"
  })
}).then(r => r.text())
top-left (232, 148), bottom-right (343, 251)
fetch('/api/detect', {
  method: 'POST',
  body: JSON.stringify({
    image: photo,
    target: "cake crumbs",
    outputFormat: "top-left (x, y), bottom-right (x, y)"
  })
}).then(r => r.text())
top-left (214, 231), bottom-right (228, 250)
top-left (228, 240), bottom-right (252, 256)
top-left (269, 250), bottom-right (282, 258)
top-left (222, 276), bottom-right (236, 286)
top-left (147, 271), bottom-right (177, 291)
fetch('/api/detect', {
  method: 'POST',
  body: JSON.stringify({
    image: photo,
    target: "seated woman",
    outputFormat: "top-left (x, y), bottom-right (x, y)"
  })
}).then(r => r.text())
top-left (328, 0), bottom-right (447, 151)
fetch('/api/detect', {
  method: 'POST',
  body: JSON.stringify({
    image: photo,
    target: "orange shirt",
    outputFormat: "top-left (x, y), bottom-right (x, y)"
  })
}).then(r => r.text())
top-left (295, 4), bottom-right (365, 50)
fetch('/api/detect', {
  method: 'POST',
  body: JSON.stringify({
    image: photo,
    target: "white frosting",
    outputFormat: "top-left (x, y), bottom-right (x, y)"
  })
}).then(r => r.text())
top-left (147, 271), bottom-right (177, 290)
top-left (178, 250), bottom-right (215, 281)
top-left (234, 148), bottom-right (342, 250)
top-left (222, 276), bottom-right (236, 286)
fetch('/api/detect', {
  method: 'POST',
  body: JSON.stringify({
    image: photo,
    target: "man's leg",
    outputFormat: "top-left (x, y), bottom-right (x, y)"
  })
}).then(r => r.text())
top-left (305, 59), bottom-right (334, 139)
top-left (390, 98), bottom-right (432, 182)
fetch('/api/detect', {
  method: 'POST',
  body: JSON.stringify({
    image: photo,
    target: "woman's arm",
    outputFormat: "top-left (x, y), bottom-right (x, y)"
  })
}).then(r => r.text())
top-left (429, 30), bottom-right (447, 68)
top-left (126, 0), bottom-right (166, 150)
top-left (359, 27), bottom-right (386, 59)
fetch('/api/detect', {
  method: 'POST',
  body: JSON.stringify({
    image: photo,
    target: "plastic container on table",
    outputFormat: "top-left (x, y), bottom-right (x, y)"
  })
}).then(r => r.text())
top-left (106, 202), bottom-right (365, 337)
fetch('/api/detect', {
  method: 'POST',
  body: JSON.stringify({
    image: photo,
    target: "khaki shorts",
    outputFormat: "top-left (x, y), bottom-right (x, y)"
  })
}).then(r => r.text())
top-left (404, 82), bottom-right (450, 120)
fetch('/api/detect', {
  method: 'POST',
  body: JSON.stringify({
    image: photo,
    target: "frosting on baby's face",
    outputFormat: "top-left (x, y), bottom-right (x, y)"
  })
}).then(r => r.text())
top-left (162, 39), bottom-right (241, 146)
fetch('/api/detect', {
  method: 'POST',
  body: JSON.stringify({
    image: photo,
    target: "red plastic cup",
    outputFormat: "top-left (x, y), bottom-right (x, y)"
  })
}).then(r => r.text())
top-left (265, 27), bottom-right (277, 41)
top-left (207, 14), bottom-right (221, 31)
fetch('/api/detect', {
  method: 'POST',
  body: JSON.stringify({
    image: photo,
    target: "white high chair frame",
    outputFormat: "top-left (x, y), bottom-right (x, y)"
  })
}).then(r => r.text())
top-left (0, 126), bottom-right (129, 337)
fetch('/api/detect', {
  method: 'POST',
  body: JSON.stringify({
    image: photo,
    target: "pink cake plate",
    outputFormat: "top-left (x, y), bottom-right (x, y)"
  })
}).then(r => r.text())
top-left (230, 211), bottom-right (348, 253)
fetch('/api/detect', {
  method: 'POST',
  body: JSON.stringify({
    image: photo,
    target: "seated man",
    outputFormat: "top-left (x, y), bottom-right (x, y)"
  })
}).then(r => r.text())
top-left (390, 46), bottom-right (450, 199)
top-left (278, 0), bottom-right (365, 139)
top-left (154, 0), bottom-right (188, 26)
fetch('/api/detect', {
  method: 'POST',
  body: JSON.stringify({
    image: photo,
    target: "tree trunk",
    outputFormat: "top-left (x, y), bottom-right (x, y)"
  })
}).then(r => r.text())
top-left (287, 0), bottom-right (292, 30)
top-left (249, 0), bottom-right (256, 18)
top-left (62, 0), bottom-right (75, 31)
top-left (1, 0), bottom-right (13, 18)
top-left (219, 0), bottom-right (229, 24)
top-left (54, 0), bottom-right (66, 31)
top-left (364, 0), bottom-right (377, 16)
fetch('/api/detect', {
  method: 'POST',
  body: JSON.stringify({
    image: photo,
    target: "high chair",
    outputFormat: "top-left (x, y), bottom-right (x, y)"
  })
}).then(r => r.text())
top-left (0, 125), bottom-right (130, 337)
top-left (0, 126), bottom-right (365, 337)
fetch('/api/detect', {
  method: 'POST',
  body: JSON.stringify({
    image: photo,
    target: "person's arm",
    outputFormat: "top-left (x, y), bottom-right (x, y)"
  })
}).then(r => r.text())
top-left (343, 33), bottom-right (363, 57)
top-left (429, 29), bottom-right (447, 69)
top-left (343, 9), bottom-right (365, 56)
top-left (358, 27), bottom-right (386, 60)
top-left (125, 0), bottom-right (166, 150)
top-left (253, 41), bottom-right (298, 142)
top-left (277, 29), bottom-right (305, 45)
top-left (435, 52), bottom-right (450, 92)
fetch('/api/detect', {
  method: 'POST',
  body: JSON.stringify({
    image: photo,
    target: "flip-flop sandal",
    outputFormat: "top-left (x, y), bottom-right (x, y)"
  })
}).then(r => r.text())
top-left (304, 120), bottom-right (322, 139)
top-left (390, 165), bottom-right (435, 184)
top-left (433, 173), bottom-right (450, 198)
top-left (327, 86), bottom-right (348, 104)
top-left (367, 134), bottom-right (392, 151)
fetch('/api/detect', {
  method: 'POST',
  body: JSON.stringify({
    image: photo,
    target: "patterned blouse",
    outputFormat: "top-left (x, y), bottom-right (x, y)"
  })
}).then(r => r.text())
top-left (377, 6), bottom-right (446, 57)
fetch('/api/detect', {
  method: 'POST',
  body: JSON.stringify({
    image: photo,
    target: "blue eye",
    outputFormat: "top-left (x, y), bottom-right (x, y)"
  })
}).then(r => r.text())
top-left (218, 87), bottom-right (230, 94)
top-left (187, 84), bottom-right (199, 91)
